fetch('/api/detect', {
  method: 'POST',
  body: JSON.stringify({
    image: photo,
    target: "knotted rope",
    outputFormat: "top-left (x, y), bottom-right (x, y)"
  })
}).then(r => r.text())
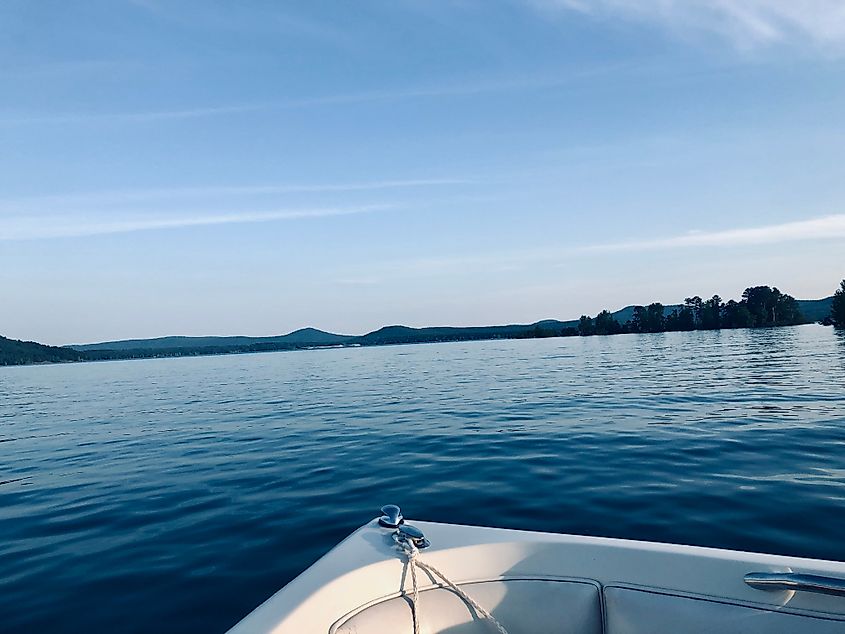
top-left (394, 533), bottom-right (509, 634)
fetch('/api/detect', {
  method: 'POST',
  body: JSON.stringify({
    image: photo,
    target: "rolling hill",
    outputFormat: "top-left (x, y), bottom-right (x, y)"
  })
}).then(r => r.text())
top-left (69, 328), bottom-right (352, 351)
top-left (0, 336), bottom-right (87, 366)
top-left (797, 297), bottom-right (834, 323)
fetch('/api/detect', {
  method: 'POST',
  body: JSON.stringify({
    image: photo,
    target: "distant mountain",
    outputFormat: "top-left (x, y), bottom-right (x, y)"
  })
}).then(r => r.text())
top-left (0, 335), bottom-right (87, 366)
top-left (282, 327), bottom-right (353, 345)
top-left (352, 306), bottom-right (672, 346)
top-left (797, 297), bottom-right (833, 323)
top-left (69, 328), bottom-right (352, 351)
top-left (356, 321), bottom-right (577, 345)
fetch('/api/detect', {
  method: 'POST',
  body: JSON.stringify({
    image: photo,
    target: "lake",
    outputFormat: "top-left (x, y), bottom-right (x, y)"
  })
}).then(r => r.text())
top-left (2, 325), bottom-right (845, 632)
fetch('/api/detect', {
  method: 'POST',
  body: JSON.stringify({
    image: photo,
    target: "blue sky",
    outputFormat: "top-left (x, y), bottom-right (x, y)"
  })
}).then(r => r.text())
top-left (2, 1), bottom-right (844, 345)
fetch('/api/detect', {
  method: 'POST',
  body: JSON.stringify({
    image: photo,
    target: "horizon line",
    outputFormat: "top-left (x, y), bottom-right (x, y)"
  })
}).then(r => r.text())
top-left (57, 290), bottom-right (835, 348)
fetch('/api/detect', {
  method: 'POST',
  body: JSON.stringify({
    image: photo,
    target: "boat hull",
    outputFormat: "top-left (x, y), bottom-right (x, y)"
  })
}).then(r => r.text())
top-left (228, 519), bottom-right (845, 633)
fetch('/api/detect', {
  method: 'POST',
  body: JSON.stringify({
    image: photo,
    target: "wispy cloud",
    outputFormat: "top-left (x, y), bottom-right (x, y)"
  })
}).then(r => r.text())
top-left (582, 214), bottom-right (845, 252)
top-left (0, 178), bottom-right (474, 240)
top-left (0, 63), bottom-right (627, 126)
top-left (0, 104), bottom-right (266, 126)
top-left (0, 205), bottom-right (391, 241)
top-left (282, 64), bottom-right (626, 105)
top-left (528, 0), bottom-right (845, 50)
top-left (0, 178), bottom-right (468, 210)
top-left (357, 214), bottom-right (845, 279)
top-left (0, 59), bottom-right (140, 78)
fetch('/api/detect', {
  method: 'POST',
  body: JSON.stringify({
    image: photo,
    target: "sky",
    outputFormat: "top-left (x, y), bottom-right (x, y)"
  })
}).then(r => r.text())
top-left (2, 1), bottom-right (844, 345)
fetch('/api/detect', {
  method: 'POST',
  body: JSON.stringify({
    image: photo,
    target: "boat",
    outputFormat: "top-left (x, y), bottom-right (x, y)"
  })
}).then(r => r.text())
top-left (228, 504), bottom-right (845, 633)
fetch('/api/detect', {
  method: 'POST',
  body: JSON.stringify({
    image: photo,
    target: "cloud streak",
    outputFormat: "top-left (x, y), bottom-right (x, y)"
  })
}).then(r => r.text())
top-left (0, 205), bottom-right (391, 240)
top-left (0, 104), bottom-right (266, 126)
top-left (0, 178), bottom-right (468, 210)
top-left (582, 214), bottom-right (845, 252)
top-left (529, 0), bottom-right (845, 50)
top-left (360, 214), bottom-right (845, 281)
top-left (0, 63), bottom-right (627, 126)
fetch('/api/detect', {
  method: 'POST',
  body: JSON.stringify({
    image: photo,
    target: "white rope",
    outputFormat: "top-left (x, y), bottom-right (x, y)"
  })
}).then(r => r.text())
top-left (396, 537), bottom-right (509, 634)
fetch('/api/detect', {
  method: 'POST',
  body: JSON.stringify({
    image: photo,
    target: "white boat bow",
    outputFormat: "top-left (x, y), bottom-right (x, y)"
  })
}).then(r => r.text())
top-left (228, 505), bottom-right (845, 633)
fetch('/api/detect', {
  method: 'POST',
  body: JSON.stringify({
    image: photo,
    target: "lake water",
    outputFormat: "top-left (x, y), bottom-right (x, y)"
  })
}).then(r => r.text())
top-left (2, 326), bottom-right (845, 632)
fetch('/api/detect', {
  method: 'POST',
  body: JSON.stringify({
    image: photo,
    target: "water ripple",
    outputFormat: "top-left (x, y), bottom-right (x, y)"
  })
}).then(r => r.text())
top-left (1, 326), bottom-right (845, 632)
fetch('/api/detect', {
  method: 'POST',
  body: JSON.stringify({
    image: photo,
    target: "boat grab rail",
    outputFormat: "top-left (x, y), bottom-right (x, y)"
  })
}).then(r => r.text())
top-left (745, 572), bottom-right (845, 597)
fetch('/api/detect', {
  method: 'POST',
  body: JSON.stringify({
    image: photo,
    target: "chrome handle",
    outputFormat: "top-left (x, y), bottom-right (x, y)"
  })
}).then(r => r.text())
top-left (745, 572), bottom-right (845, 597)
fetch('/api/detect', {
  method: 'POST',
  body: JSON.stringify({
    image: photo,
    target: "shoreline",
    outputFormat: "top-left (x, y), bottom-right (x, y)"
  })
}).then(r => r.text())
top-left (2, 321), bottom-right (839, 368)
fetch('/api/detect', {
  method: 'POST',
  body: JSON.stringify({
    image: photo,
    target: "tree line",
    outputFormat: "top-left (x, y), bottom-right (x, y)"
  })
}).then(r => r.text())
top-left (577, 283), bottom-right (842, 337)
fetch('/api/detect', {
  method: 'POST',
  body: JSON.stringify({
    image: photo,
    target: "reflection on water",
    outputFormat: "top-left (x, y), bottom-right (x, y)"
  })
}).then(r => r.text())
top-left (1, 325), bottom-right (845, 633)
top-left (835, 329), bottom-right (845, 366)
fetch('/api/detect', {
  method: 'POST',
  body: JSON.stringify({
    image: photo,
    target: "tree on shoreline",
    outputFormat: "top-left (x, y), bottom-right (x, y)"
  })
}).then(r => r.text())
top-left (578, 315), bottom-right (595, 336)
top-left (594, 310), bottom-right (622, 335)
top-left (741, 286), bottom-right (801, 327)
top-left (831, 280), bottom-right (845, 328)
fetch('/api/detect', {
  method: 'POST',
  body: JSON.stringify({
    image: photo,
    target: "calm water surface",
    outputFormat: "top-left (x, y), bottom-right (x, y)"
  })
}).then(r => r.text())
top-left (2, 326), bottom-right (845, 632)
